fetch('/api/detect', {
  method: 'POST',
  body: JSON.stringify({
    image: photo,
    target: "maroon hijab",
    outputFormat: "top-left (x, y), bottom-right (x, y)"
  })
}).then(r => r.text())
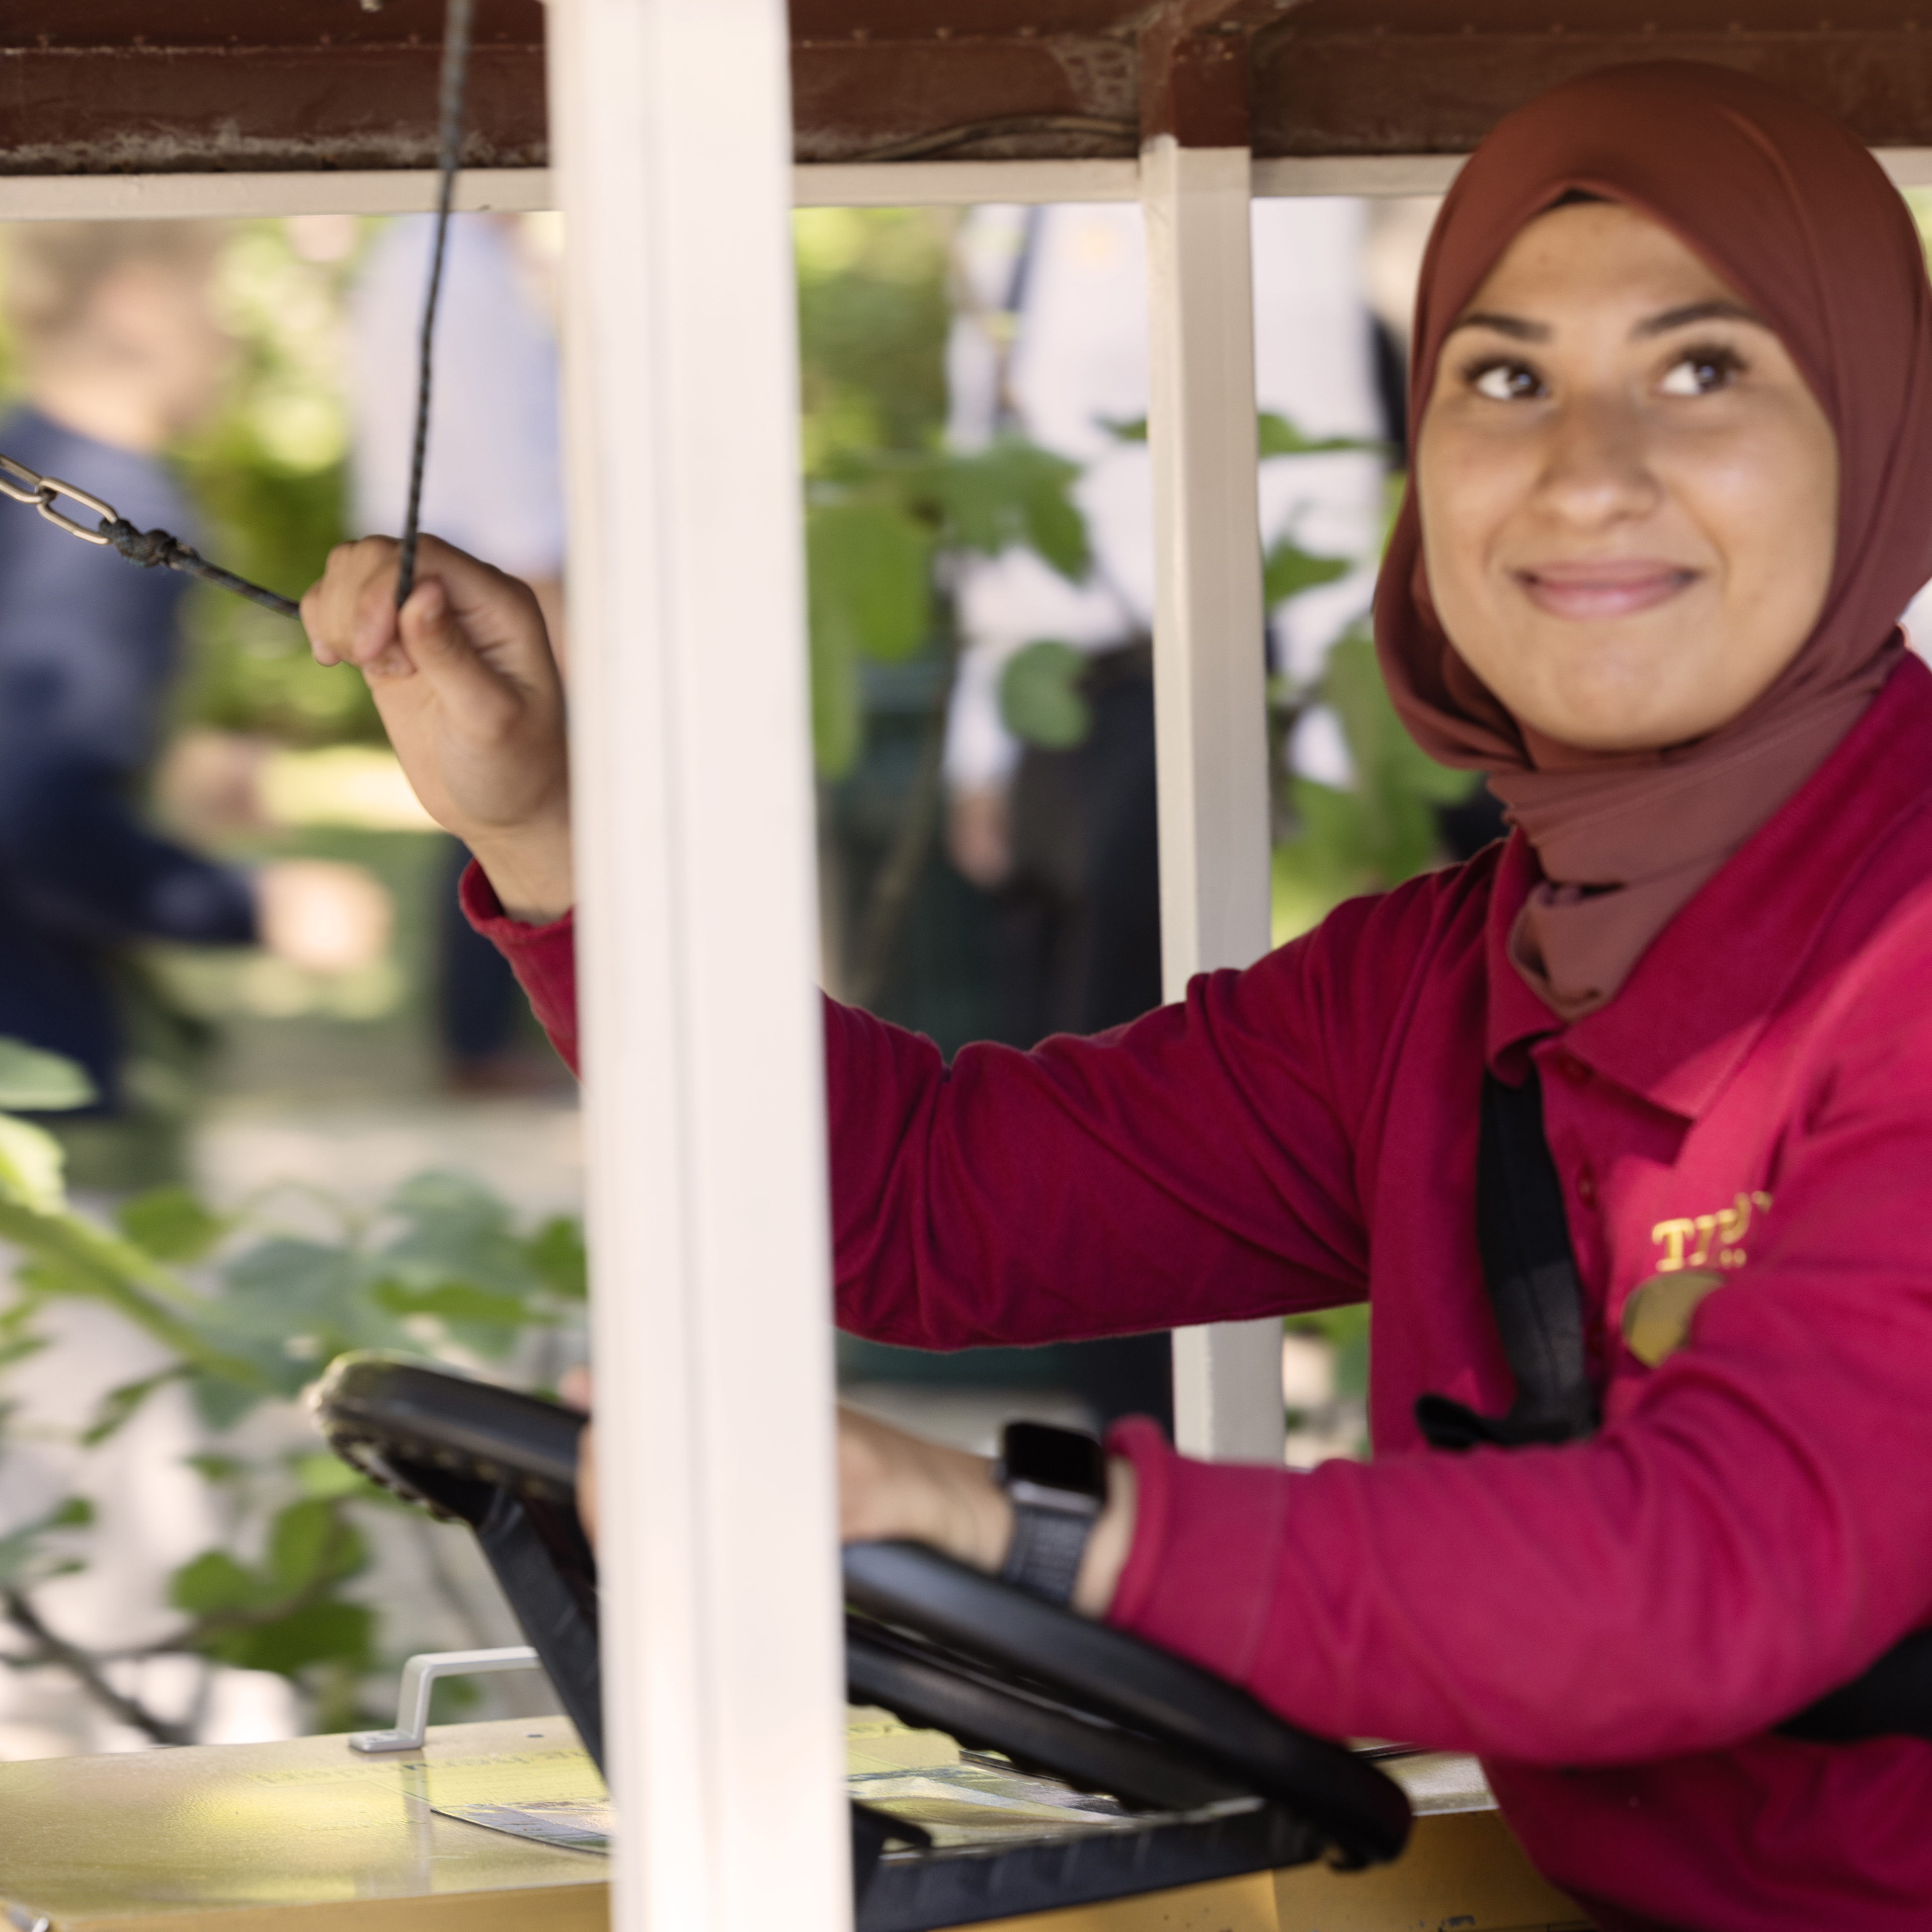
top-left (1376, 62), bottom-right (1932, 1019)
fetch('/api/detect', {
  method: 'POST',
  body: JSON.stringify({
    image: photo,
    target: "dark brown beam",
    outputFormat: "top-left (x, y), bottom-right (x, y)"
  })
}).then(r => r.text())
top-left (1250, 26), bottom-right (1932, 155)
top-left (0, 0), bottom-right (546, 176)
top-left (10, 2), bottom-right (1932, 178)
top-left (790, 34), bottom-right (1139, 162)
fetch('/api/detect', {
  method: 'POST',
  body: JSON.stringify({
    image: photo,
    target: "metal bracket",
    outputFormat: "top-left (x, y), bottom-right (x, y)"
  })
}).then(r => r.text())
top-left (349, 1645), bottom-right (543, 1753)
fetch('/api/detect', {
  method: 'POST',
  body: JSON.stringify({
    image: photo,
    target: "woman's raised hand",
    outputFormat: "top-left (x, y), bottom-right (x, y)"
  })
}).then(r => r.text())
top-left (301, 536), bottom-right (574, 924)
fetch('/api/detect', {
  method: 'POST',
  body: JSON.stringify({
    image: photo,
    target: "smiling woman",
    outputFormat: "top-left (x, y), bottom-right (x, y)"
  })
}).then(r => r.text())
top-left (1420, 207), bottom-right (1839, 754)
top-left (1383, 64), bottom-right (1932, 1027)
top-left (304, 58), bottom-right (1932, 1932)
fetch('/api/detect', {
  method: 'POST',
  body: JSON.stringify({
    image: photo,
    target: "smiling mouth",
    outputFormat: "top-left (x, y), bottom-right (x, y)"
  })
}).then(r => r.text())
top-left (1514, 562), bottom-right (1700, 621)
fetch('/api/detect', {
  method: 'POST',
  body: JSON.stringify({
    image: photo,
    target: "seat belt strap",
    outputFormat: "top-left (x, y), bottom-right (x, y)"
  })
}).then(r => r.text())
top-left (1414, 1067), bottom-right (1600, 1452)
top-left (1409, 1060), bottom-right (1932, 1741)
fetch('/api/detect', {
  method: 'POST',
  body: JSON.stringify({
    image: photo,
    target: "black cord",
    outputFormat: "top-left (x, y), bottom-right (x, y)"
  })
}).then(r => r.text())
top-left (100, 519), bottom-right (300, 619)
top-left (394, 0), bottom-right (477, 610)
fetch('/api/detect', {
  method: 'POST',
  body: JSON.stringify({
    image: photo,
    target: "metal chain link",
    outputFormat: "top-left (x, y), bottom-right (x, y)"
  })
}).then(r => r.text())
top-left (0, 447), bottom-right (301, 618)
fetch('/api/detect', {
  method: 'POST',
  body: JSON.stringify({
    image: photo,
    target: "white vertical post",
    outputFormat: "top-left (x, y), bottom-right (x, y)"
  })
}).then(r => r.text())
top-left (546, 6), bottom-right (850, 1932)
top-left (1143, 134), bottom-right (1287, 1468)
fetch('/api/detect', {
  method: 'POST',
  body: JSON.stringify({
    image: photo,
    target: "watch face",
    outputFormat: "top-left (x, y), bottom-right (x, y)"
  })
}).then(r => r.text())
top-left (1000, 1421), bottom-right (1106, 1500)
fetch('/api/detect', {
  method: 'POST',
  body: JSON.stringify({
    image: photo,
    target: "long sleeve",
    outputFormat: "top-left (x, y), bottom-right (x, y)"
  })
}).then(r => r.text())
top-left (820, 965), bottom-right (1370, 1346)
top-left (460, 863), bottom-right (581, 1065)
top-left (467, 855), bottom-right (1388, 1346)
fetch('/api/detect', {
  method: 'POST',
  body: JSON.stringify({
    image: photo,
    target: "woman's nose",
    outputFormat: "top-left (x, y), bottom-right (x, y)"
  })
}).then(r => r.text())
top-left (1533, 391), bottom-right (1661, 529)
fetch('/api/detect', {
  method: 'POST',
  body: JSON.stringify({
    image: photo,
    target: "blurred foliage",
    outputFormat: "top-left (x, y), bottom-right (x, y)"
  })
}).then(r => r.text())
top-left (794, 208), bottom-right (954, 473)
top-left (167, 221), bottom-right (381, 747)
top-left (0, 1041), bottom-right (586, 1738)
top-left (807, 439), bottom-right (1088, 778)
top-left (796, 209), bottom-right (1093, 780)
top-left (1000, 639), bottom-right (1091, 751)
top-left (1288, 1304), bottom-right (1370, 1402)
top-left (1271, 631), bottom-right (1476, 942)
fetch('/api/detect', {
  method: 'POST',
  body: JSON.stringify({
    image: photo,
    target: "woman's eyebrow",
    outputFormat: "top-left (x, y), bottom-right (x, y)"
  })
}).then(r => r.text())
top-left (1633, 298), bottom-right (1766, 338)
top-left (1445, 311), bottom-right (1547, 343)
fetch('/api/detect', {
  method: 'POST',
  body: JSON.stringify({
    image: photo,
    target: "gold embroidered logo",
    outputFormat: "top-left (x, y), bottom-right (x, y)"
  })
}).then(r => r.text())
top-left (1623, 1271), bottom-right (1723, 1366)
top-left (1650, 1192), bottom-right (1772, 1273)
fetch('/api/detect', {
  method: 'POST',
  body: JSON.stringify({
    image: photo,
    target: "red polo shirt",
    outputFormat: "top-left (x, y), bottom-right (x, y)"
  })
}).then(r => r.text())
top-left (468, 654), bottom-right (1932, 1930)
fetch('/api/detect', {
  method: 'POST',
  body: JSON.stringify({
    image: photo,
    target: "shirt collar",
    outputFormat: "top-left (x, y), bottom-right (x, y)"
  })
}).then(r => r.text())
top-left (1484, 654), bottom-right (1932, 1117)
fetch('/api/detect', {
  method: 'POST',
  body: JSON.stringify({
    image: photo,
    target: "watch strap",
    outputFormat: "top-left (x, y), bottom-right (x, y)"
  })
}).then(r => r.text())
top-left (999, 1502), bottom-right (1094, 1607)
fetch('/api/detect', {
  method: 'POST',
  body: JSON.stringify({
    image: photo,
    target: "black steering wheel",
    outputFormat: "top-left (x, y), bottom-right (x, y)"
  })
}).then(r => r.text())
top-left (313, 1352), bottom-right (1410, 1924)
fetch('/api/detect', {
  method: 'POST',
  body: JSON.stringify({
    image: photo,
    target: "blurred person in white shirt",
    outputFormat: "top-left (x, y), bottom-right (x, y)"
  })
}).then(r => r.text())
top-left (348, 213), bottom-right (567, 1090)
top-left (943, 200), bottom-right (1389, 1040)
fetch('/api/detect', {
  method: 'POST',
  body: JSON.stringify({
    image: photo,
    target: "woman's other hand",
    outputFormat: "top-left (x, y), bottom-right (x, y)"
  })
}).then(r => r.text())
top-left (301, 535), bottom-right (573, 924)
top-left (838, 1404), bottom-right (1137, 1619)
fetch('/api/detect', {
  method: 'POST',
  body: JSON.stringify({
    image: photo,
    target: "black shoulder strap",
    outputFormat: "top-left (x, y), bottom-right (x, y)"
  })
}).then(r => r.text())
top-left (1414, 1068), bottom-right (1600, 1452)
top-left (1412, 1068), bottom-right (1932, 1742)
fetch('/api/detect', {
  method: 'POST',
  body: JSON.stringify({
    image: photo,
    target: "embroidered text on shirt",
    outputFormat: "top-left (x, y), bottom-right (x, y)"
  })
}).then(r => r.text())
top-left (1650, 1191), bottom-right (1773, 1272)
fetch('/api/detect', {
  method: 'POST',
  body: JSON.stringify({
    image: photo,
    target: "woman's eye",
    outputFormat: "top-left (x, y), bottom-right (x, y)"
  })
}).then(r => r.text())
top-left (1472, 361), bottom-right (1541, 402)
top-left (1659, 348), bottom-right (1743, 397)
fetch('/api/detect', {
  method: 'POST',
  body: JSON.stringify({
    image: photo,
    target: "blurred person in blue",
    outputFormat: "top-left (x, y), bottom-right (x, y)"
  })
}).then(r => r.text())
top-left (348, 212), bottom-right (567, 1090)
top-left (0, 221), bottom-right (383, 1135)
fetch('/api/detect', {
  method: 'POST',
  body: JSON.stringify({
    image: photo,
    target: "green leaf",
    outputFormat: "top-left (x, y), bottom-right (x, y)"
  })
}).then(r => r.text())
top-left (214, 1598), bottom-right (375, 1677)
top-left (116, 1187), bottom-right (227, 1263)
top-left (1287, 1305), bottom-right (1372, 1399)
top-left (210, 1237), bottom-right (408, 1373)
top-left (266, 1498), bottom-right (365, 1597)
top-left (1105, 412), bottom-right (1383, 461)
top-left (526, 1217), bottom-right (587, 1302)
top-left (1262, 535), bottom-right (1352, 611)
top-left (810, 610), bottom-right (862, 779)
top-left (805, 501), bottom-right (933, 779)
top-left (294, 1453), bottom-right (377, 1502)
top-left (0, 1117), bottom-right (66, 1215)
top-left (928, 440), bottom-right (1089, 580)
top-left (219, 1239), bottom-right (362, 1329)
top-left (187, 1373), bottom-right (268, 1433)
top-left (1270, 629), bottom-right (1478, 942)
top-left (81, 1366), bottom-right (188, 1447)
top-left (170, 1549), bottom-right (262, 1617)
top-left (0, 1496), bottom-right (94, 1588)
top-left (369, 1279), bottom-right (539, 1359)
top-left (807, 501), bottom-right (933, 667)
top-left (0, 1300), bottom-right (48, 1375)
top-left (0, 1041), bottom-right (97, 1113)
top-left (183, 1453), bottom-right (252, 1487)
top-left (377, 1174), bottom-right (533, 1298)
top-left (428, 1674), bottom-right (484, 1724)
top-left (999, 641), bottom-right (1092, 751)
top-left (1256, 412), bottom-right (1385, 460)
top-left (372, 1281), bottom-right (532, 1327)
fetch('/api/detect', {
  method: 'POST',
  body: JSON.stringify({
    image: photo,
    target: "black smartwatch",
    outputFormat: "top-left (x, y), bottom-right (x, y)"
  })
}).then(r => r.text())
top-left (993, 1421), bottom-right (1108, 1607)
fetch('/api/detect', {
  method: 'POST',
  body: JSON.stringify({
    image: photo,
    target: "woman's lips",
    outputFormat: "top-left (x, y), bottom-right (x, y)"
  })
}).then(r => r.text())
top-left (1514, 561), bottom-right (1699, 620)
